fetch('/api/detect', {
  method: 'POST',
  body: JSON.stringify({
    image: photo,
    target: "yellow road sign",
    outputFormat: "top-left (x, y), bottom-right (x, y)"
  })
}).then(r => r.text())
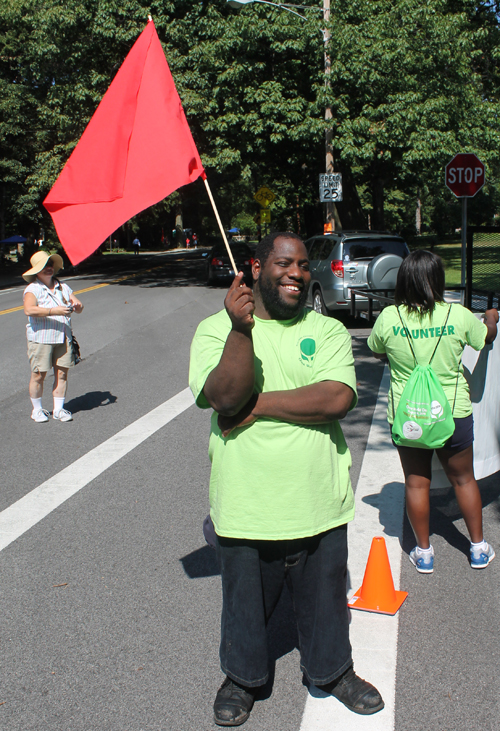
top-left (260, 209), bottom-right (271, 223)
top-left (254, 186), bottom-right (276, 208)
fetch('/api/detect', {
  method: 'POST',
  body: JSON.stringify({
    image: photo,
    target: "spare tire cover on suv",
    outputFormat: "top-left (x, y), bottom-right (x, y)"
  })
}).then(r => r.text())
top-left (367, 253), bottom-right (403, 290)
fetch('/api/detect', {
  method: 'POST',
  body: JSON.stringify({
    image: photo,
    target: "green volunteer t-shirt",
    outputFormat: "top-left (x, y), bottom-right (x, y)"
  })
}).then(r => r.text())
top-left (367, 302), bottom-right (487, 423)
top-left (189, 308), bottom-right (358, 540)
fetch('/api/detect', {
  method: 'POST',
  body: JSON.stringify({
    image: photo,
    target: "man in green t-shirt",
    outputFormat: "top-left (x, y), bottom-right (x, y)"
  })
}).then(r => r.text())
top-left (189, 232), bottom-right (383, 726)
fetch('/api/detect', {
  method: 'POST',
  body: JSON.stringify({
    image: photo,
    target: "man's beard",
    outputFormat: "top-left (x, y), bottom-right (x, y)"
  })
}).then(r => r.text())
top-left (258, 274), bottom-right (309, 320)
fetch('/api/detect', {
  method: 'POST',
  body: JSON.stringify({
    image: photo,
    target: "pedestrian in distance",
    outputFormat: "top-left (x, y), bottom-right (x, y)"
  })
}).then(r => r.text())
top-left (189, 231), bottom-right (384, 727)
top-left (368, 249), bottom-right (498, 573)
top-left (23, 251), bottom-right (84, 423)
top-left (132, 237), bottom-right (141, 255)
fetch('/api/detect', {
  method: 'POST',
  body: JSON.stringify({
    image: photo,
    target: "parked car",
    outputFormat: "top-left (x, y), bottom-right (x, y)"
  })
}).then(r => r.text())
top-left (206, 242), bottom-right (254, 286)
top-left (304, 231), bottom-right (410, 315)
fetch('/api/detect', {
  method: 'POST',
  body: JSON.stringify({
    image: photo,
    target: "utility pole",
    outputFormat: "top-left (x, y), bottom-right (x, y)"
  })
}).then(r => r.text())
top-left (323, 0), bottom-right (341, 231)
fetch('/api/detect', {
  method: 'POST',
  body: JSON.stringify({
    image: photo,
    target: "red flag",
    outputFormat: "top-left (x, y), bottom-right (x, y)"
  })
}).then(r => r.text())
top-left (44, 21), bottom-right (205, 265)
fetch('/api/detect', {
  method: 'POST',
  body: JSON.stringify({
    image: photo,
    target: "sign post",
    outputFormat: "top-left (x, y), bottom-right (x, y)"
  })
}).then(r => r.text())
top-left (445, 153), bottom-right (485, 303)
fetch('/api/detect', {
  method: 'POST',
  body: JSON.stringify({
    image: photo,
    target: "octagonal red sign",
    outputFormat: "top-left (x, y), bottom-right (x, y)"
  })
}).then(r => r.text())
top-left (445, 153), bottom-right (485, 198)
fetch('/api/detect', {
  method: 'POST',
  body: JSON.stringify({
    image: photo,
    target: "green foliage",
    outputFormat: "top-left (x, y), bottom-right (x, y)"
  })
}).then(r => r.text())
top-left (231, 211), bottom-right (258, 238)
top-left (0, 0), bottom-right (499, 246)
top-left (325, 0), bottom-right (500, 229)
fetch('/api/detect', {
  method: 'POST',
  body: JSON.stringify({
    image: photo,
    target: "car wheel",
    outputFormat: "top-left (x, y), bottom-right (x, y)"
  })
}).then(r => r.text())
top-left (312, 288), bottom-right (328, 316)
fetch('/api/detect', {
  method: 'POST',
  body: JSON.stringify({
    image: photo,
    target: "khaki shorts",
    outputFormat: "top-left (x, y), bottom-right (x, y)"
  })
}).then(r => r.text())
top-left (27, 340), bottom-right (74, 373)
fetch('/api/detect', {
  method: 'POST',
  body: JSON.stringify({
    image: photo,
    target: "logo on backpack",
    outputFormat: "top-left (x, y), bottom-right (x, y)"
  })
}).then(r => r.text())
top-left (402, 421), bottom-right (423, 440)
top-left (431, 400), bottom-right (444, 419)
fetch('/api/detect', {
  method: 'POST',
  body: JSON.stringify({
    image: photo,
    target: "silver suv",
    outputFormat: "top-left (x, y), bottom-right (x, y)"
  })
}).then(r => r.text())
top-left (304, 231), bottom-right (410, 314)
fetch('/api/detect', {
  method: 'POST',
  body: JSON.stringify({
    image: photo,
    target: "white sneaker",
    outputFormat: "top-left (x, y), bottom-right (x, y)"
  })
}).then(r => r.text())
top-left (31, 408), bottom-right (50, 423)
top-left (470, 542), bottom-right (495, 569)
top-left (53, 408), bottom-right (73, 422)
top-left (409, 545), bottom-right (434, 573)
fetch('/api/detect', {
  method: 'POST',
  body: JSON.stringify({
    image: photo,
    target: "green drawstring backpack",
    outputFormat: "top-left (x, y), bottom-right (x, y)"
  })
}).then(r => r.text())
top-left (392, 306), bottom-right (458, 450)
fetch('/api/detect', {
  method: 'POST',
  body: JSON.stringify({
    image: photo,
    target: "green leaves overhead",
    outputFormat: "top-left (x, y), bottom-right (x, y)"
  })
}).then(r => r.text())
top-left (325, 0), bottom-right (500, 227)
top-left (0, 0), bottom-right (499, 241)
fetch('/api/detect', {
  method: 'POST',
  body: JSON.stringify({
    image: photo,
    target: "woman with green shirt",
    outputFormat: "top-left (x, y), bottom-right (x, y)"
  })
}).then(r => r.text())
top-left (368, 250), bottom-right (498, 574)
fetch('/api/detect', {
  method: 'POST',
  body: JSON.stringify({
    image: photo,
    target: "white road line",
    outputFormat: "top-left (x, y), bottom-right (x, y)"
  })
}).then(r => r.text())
top-left (300, 368), bottom-right (406, 731)
top-left (0, 388), bottom-right (195, 552)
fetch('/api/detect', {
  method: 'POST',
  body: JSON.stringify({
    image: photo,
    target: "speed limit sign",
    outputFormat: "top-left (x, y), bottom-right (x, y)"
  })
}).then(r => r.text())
top-left (319, 173), bottom-right (343, 203)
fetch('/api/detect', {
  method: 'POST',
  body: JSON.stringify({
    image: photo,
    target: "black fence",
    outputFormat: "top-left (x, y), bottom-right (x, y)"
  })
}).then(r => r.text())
top-left (466, 227), bottom-right (500, 311)
top-left (349, 226), bottom-right (499, 321)
top-left (350, 287), bottom-right (463, 323)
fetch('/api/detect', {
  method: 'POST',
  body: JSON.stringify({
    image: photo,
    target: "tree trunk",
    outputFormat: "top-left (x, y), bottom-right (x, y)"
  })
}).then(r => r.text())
top-left (335, 162), bottom-right (367, 229)
top-left (371, 178), bottom-right (385, 230)
top-left (175, 202), bottom-right (184, 248)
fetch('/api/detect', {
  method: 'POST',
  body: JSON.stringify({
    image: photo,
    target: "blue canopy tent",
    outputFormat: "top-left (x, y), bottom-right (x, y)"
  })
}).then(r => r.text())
top-left (0, 235), bottom-right (27, 245)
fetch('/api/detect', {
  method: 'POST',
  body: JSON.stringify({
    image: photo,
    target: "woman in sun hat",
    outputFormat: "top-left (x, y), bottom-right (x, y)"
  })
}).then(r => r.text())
top-left (367, 249), bottom-right (498, 573)
top-left (23, 251), bottom-right (84, 423)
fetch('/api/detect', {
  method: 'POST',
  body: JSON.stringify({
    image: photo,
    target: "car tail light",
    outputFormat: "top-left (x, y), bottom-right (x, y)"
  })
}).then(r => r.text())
top-left (243, 258), bottom-right (254, 265)
top-left (331, 260), bottom-right (344, 278)
top-left (211, 258), bottom-right (224, 266)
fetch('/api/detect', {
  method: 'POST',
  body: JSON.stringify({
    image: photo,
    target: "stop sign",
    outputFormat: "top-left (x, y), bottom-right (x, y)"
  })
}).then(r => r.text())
top-left (445, 153), bottom-right (485, 197)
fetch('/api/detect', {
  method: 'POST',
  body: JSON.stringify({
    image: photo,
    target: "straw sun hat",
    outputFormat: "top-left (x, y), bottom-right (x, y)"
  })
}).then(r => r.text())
top-left (22, 251), bottom-right (64, 283)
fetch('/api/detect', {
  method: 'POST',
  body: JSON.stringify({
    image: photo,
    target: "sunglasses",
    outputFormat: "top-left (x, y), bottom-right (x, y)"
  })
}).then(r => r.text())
top-left (43, 260), bottom-right (54, 269)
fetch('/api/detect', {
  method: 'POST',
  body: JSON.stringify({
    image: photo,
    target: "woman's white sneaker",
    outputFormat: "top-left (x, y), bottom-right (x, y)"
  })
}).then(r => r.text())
top-left (409, 545), bottom-right (434, 573)
top-left (31, 409), bottom-right (50, 423)
top-left (53, 408), bottom-right (73, 422)
top-left (470, 542), bottom-right (495, 569)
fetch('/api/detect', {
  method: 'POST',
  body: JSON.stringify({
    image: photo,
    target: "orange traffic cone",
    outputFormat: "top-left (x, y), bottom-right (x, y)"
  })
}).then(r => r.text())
top-left (348, 536), bottom-right (408, 615)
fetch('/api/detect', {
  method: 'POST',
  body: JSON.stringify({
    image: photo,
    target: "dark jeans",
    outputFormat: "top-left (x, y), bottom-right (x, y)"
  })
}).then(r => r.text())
top-left (216, 525), bottom-right (352, 688)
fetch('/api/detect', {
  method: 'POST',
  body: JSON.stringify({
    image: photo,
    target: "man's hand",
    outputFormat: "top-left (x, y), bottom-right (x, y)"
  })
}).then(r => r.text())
top-left (218, 394), bottom-right (258, 437)
top-left (203, 273), bottom-right (256, 415)
top-left (224, 272), bottom-right (255, 334)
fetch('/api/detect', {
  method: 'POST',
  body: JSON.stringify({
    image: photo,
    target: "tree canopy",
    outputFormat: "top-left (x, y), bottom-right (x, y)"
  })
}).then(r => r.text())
top-left (0, 0), bottom-right (499, 248)
top-left (325, 0), bottom-right (500, 230)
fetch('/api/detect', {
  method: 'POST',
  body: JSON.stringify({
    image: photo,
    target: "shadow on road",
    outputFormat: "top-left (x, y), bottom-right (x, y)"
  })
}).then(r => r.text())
top-left (65, 390), bottom-right (117, 413)
top-left (363, 471), bottom-right (500, 560)
top-left (180, 545), bottom-right (219, 578)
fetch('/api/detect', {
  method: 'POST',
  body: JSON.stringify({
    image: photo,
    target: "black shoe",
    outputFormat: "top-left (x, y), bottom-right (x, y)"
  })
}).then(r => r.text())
top-left (320, 665), bottom-right (384, 715)
top-left (213, 676), bottom-right (256, 726)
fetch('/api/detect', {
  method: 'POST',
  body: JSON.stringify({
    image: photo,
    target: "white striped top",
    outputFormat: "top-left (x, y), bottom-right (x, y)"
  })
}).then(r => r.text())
top-left (24, 280), bottom-right (73, 344)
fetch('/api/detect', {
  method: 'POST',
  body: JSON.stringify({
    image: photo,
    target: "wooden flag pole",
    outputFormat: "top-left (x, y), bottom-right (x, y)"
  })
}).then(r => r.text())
top-left (203, 177), bottom-right (238, 274)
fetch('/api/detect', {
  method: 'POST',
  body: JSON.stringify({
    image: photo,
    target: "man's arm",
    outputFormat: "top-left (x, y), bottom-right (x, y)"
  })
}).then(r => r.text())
top-left (218, 381), bottom-right (355, 436)
top-left (203, 273), bottom-right (256, 416)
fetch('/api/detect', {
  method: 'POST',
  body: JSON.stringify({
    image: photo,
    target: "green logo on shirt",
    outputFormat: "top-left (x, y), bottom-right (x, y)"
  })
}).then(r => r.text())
top-left (299, 337), bottom-right (316, 366)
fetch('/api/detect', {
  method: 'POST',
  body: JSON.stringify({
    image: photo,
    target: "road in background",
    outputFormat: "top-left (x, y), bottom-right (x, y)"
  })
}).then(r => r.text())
top-left (1, 252), bottom-right (498, 730)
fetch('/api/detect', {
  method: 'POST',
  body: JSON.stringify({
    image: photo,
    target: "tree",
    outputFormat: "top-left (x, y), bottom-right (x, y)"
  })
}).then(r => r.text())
top-left (0, 0), bottom-right (331, 243)
top-left (325, 0), bottom-right (500, 230)
top-left (1, 0), bottom-right (499, 246)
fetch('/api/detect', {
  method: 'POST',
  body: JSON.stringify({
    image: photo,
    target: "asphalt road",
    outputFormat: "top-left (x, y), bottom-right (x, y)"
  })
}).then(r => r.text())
top-left (1, 251), bottom-right (498, 731)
